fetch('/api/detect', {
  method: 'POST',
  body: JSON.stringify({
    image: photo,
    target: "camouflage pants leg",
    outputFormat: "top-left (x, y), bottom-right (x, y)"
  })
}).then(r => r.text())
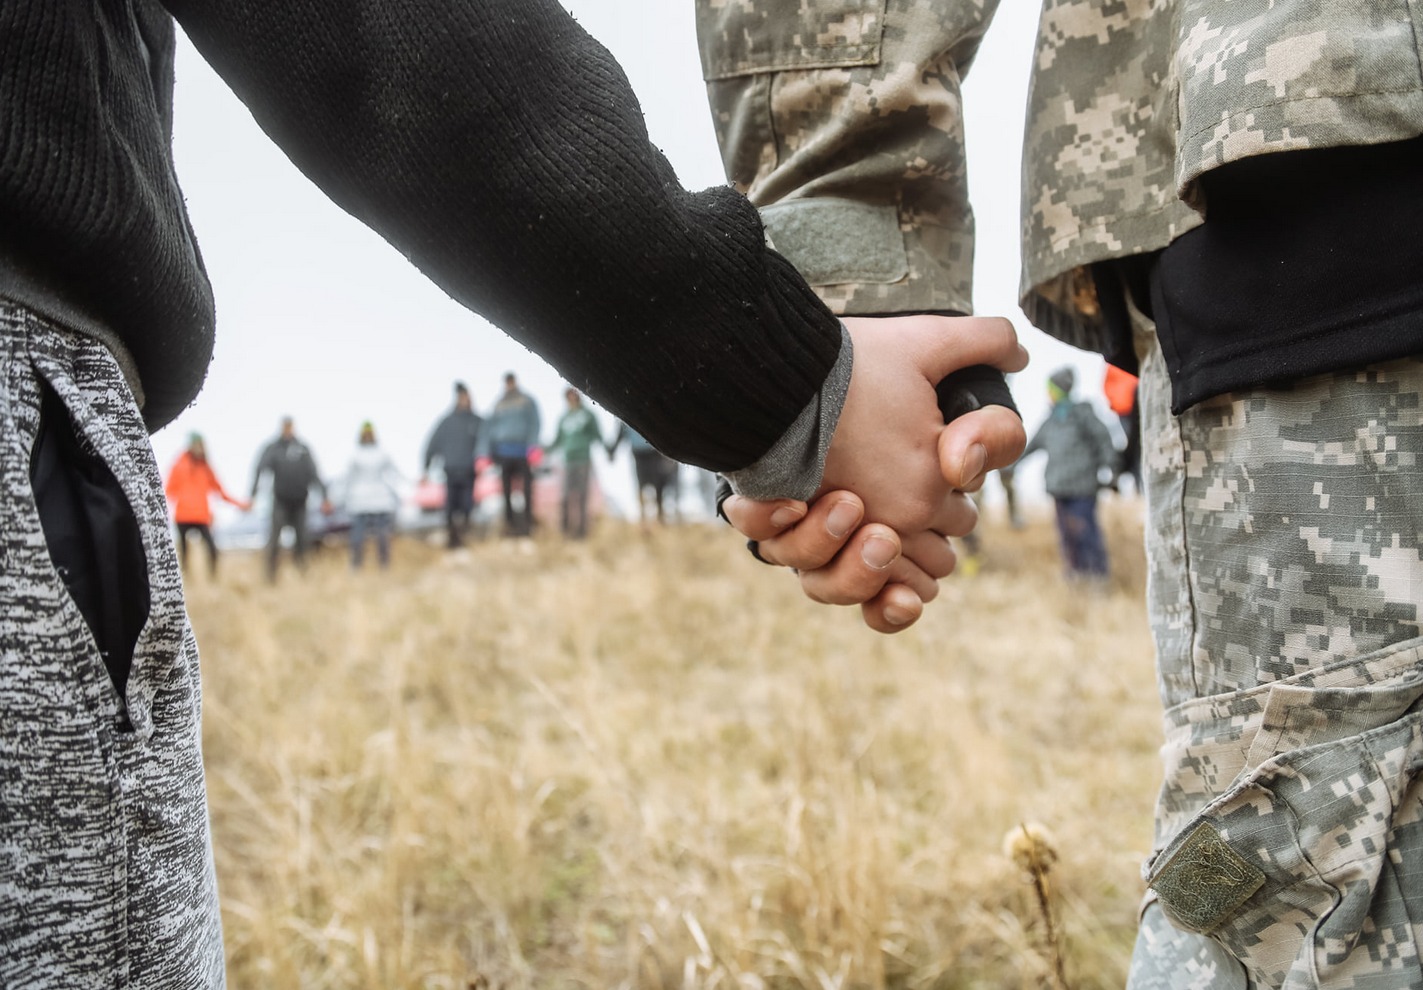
top-left (0, 303), bottom-right (225, 988)
top-left (1129, 319), bottom-right (1423, 989)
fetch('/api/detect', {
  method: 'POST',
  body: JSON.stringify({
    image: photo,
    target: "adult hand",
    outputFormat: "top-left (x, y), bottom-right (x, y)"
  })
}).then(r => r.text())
top-left (725, 401), bottom-right (1026, 630)
top-left (722, 491), bottom-right (957, 632)
top-left (724, 314), bottom-right (1028, 632)
top-left (819, 315), bottom-right (1025, 532)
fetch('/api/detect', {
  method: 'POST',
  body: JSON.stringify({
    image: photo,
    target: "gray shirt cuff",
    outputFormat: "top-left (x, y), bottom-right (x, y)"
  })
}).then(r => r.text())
top-left (722, 323), bottom-right (852, 501)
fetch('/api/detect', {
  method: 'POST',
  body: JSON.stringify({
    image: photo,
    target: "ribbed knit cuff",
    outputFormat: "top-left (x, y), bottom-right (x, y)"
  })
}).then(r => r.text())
top-left (722, 323), bottom-right (851, 501)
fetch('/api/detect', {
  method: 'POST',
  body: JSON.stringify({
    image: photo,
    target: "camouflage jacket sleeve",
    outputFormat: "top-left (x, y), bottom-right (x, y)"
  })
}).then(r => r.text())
top-left (694, 0), bottom-right (999, 318)
top-left (1020, 0), bottom-right (1423, 359)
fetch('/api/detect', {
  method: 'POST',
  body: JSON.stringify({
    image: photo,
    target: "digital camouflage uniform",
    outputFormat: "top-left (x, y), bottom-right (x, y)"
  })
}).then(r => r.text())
top-left (696, 1), bottom-right (1423, 986)
top-left (1133, 315), bottom-right (1423, 989)
top-left (697, 0), bottom-right (992, 317)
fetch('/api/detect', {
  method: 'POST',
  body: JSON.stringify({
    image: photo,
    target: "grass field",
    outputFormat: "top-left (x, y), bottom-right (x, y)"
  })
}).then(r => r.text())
top-left (187, 499), bottom-right (1160, 989)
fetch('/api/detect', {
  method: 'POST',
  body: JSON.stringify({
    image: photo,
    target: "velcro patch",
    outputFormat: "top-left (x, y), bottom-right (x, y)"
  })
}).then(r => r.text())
top-left (1150, 823), bottom-right (1266, 934)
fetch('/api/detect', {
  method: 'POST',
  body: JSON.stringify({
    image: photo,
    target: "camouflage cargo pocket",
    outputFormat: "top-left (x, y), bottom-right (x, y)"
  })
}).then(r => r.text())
top-left (1147, 636), bottom-right (1423, 988)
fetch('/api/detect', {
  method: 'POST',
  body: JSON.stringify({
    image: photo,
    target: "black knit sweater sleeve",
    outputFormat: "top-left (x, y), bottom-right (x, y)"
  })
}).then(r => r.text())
top-left (162, 0), bottom-right (842, 471)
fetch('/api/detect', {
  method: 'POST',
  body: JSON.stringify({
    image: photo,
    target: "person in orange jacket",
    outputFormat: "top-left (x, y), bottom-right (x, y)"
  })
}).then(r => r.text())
top-left (165, 433), bottom-right (249, 576)
top-left (1102, 364), bottom-right (1142, 495)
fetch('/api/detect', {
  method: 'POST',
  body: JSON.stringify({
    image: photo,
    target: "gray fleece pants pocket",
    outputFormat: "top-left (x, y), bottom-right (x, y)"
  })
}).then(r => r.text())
top-left (0, 303), bottom-right (224, 989)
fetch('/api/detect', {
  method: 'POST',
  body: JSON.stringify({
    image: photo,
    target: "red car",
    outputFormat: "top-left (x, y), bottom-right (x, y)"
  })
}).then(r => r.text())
top-left (411, 450), bottom-right (606, 533)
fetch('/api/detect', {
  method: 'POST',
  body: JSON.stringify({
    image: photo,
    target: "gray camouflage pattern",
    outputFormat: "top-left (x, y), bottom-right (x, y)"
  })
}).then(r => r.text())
top-left (1136, 314), bottom-right (1423, 988)
top-left (696, 2), bottom-right (1423, 986)
top-left (696, 0), bottom-right (1000, 317)
top-left (1025, 0), bottom-right (1423, 354)
top-left (0, 303), bottom-right (225, 988)
top-left (697, 0), bottom-right (1423, 354)
top-left (1129, 902), bottom-right (1250, 989)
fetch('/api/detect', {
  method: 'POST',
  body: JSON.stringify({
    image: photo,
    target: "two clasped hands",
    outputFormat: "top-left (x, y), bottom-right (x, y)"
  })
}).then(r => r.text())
top-left (723, 314), bottom-right (1029, 633)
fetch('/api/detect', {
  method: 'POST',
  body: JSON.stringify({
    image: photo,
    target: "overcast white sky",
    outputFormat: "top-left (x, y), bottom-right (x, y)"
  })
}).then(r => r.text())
top-left (156, 1), bottom-right (1108, 517)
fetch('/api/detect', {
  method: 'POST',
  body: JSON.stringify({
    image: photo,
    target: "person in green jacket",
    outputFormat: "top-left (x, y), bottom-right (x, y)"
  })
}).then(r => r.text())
top-left (548, 388), bottom-right (605, 539)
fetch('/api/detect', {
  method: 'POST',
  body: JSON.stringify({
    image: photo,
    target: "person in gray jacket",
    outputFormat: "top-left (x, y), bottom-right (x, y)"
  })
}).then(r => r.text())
top-left (1018, 367), bottom-right (1118, 579)
top-left (483, 372), bottom-right (542, 537)
top-left (249, 416), bottom-right (330, 582)
top-left (422, 381), bottom-right (484, 548)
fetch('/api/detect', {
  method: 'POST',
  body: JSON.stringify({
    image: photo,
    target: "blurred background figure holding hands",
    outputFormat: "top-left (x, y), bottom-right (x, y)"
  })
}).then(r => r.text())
top-left (164, 432), bottom-right (248, 578)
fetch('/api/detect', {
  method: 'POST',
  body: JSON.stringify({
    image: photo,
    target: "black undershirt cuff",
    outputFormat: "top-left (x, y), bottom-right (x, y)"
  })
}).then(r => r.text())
top-left (1151, 136), bottom-right (1423, 413)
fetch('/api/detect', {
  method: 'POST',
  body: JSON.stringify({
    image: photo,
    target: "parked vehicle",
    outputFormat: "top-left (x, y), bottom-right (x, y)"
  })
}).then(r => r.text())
top-left (409, 453), bottom-right (607, 537)
top-left (211, 486), bottom-right (350, 552)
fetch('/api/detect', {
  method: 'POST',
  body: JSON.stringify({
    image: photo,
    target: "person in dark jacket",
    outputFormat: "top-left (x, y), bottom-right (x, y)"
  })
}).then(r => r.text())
top-left (422, 381), bottom-right (484, 548)
top-left (1018, 368), bottom-right (1118, 579)
top-left (608, 420), bottom-right (679, 529)
top-left (249, 416), bottom-right (331, 582)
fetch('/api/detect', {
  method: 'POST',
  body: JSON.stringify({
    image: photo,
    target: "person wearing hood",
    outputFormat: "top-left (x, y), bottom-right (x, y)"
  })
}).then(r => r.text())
top-left (1018, 367), bottom-right (1118, 580)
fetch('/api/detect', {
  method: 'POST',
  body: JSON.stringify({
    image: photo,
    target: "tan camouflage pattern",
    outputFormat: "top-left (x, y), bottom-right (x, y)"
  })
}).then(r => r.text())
top-left (695, 0), bottom-right (1000, 317)
top-left (1173, 0), bottom-right (1423, 204)
top-left (698, 2), bottom-right (1423, 985)
top-left (1018, 0), bottom-right (1198, 355)
top-left (1023, 0), bottom-right (1423, 355)
top-left (697, 0), bottom-right (1423, 354)
top-left (1135, 312), bottom-right (1423, 988)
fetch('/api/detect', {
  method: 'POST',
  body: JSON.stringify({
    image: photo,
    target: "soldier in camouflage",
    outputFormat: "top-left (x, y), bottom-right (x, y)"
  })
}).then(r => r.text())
top-left (698, 1), bottom-right (1423, 986)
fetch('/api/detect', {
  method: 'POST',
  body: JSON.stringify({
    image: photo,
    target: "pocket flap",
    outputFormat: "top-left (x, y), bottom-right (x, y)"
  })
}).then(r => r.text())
top-left (697, 0), bottom-right (885, 80)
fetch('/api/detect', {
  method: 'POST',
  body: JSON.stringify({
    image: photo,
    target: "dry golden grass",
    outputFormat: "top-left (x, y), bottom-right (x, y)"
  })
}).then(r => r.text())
top-left (187, 499), bottom-right (1159, 989)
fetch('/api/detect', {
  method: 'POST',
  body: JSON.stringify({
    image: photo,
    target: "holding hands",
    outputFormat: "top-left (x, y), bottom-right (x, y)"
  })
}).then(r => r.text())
top-left (723, 314), bottom-right (1027, 633)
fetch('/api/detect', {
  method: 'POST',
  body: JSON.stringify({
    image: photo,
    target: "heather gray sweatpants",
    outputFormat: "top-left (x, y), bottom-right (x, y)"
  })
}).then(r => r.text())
top-left (0, 303), bottom-right (224, 988)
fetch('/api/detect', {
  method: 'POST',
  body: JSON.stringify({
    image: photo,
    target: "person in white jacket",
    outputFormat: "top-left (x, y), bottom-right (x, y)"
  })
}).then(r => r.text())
top-left (343, 421), bottom-right (405, 570)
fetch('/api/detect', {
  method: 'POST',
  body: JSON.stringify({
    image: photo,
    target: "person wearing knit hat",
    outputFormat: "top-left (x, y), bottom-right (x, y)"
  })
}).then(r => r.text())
top-left (1017, 367), bottom-right (1119, 581)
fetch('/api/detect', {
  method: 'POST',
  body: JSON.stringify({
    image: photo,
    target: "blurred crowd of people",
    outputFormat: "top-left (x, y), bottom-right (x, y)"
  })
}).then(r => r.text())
top-left (164, 373), bottom-right (705, 582)
top-left (167, 365), bottom-right (1143, 586)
